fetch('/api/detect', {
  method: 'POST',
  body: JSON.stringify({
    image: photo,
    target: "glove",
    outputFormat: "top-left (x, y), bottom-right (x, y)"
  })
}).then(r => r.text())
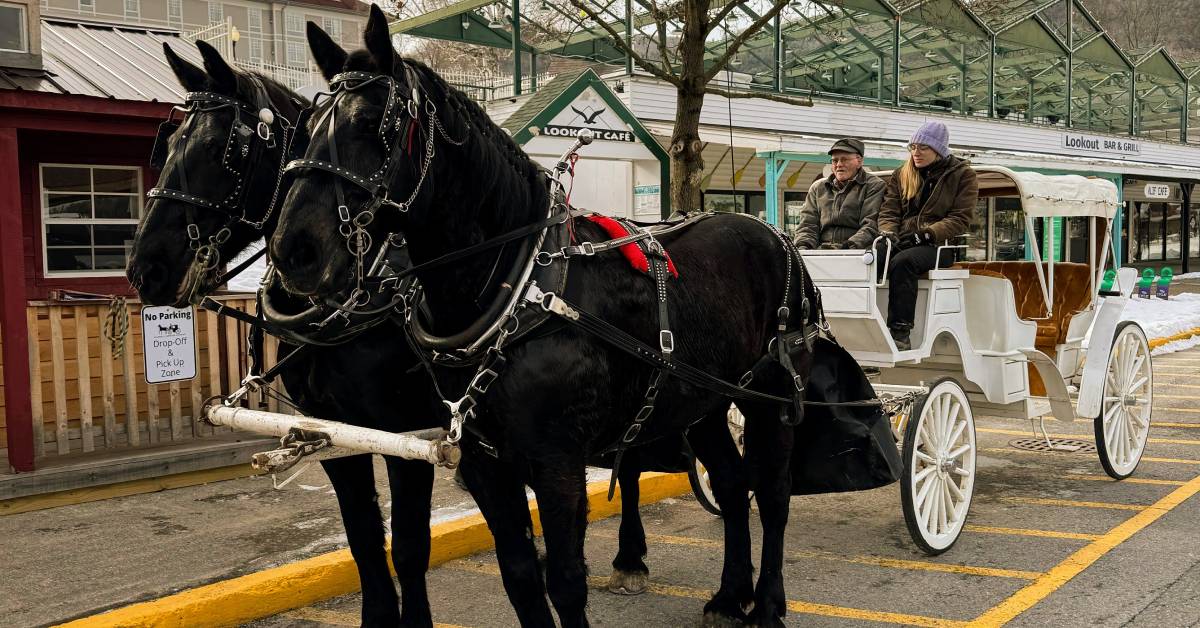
top-left (920, 228), bottom-right (936, 244)
top-left (840, 241), bottom-right (857, 250)
top-left (818, 242), bottom-right (840, 250)
top-left (880, 232), bottom-right (899, 249)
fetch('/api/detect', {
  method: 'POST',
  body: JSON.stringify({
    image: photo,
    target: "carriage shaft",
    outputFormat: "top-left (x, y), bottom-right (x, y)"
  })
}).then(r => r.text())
top-left (204, 405), bottom-right (457, 467)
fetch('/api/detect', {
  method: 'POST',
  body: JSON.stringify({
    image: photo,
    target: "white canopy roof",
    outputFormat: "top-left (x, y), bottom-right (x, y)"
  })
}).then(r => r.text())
top-left (875, 165), bottom-right (1120, 220)
top-left (974, 166), bottom-right (1120, 220)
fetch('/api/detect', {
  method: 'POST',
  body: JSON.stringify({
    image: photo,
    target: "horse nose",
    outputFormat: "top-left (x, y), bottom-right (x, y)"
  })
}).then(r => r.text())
top-left (127, 258), bottom-right (165, 292)
top-left (270, 230), bottom-right (321, 284)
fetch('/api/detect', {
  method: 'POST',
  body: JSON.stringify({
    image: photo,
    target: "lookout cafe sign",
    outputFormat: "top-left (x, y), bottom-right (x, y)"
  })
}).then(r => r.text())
top-left (1061, 133), bottom-right (1141, 157)
top-left (541, 86), bottom-right (635, 142)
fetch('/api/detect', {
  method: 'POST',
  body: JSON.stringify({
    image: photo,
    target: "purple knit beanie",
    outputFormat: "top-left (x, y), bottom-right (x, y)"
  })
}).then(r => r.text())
top-left (910, 121), bottom-right (950, 157)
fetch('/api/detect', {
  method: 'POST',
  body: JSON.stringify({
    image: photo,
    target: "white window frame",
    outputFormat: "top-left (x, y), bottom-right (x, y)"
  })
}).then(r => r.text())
top-left (40, 164), bottom-right (144, 278)
top-left (207, 1), bottom-right (222, 25)
top-left (167, 0), bottom-right (182, 25)
top-left (286, 40), bottom-right (304, 66)
top-left (322, 16), bottom-right (339, 40)
top-left (247, 7), bottom-right (262, 32)
top-left (248, 37), bottom-right (262, 62)
top-left (78, 0), bottom-right (94, 13)
top-left (0, 2), bottom-right (28, 53)
top-left (285, 11), bottom-right (302, 35)
top-left (124, 0), bottom-right (139, 19)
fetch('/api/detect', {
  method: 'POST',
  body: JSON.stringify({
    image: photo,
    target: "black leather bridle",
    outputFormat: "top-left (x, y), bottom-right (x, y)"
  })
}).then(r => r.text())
top-left (148, 76), bottom-right (294, 291)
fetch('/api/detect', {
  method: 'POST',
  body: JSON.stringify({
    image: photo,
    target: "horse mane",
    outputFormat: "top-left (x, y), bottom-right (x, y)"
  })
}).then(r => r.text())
top-left (234, 69), bottom-right (310, 112)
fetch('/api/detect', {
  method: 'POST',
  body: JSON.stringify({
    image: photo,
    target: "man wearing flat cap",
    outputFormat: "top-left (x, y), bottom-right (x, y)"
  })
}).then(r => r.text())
top-left (793, 138), bottom-right (884, 250)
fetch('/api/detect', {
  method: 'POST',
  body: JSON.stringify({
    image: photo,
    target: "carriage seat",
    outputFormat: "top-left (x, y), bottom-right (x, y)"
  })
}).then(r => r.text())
top-left (953, 261), bottom-right (1092, 350)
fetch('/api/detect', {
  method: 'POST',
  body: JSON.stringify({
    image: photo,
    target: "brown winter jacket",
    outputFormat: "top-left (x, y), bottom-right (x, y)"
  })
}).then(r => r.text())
top-left (878, 155), bottom-right (978, 243)
top-left (793, 168), bottom-right (884, 249)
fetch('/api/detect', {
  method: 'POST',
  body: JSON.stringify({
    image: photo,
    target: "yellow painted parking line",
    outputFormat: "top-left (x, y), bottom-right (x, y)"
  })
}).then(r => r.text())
top-left (603, 530), bottom-right (1041, 580)
top-left (981, 447), bottom-right (1200, 465)
top-left (1157, 406), bottom-right (1200, 414)
top-left (1155, 394), bottom-right (1200, 400)
top-left (1001, 496), bottom-right (1146, 511)
top-left (448, 561), bottom-right (967, 627)
top-left (1156, 382), bottom-right (1200, 390)
top-left (975, 426), bottom-right (1200, 446)
top-left (964, 525), bottom-right (1101, 542)
top-left (1065, 474), bottom-right (1188, 486)
top-left (968, 474), bottom-right (1200, 627)
top-left (282, 608), bottom-right (466, 627)
top-left (1154, 421), bottom-right (1200, 429)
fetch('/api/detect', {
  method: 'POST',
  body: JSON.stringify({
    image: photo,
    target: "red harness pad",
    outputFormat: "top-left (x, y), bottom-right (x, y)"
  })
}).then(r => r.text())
top-left (585, 214), bottom-right (679, 278)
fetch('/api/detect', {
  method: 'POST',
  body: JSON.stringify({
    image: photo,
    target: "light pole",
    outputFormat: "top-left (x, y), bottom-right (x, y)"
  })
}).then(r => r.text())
top-left (230, 25), bottom-right (240, 59)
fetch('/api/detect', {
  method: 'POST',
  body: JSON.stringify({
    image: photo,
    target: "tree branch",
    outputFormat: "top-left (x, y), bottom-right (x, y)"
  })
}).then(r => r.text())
top-left (705, 85), bottom-right (813, 107)
top-left (703, 0), bottom-right (790, 83)
top-left (567, 0), bottom-right (682, 87)
top-left (653, 8), bottom-right (675, 77)
top-left (707, 0), bottom-right (742, 36)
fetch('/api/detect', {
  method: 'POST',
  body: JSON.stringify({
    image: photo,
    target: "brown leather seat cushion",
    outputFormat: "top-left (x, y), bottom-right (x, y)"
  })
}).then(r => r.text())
top-left (954, 261), bottom-right (1093, 397)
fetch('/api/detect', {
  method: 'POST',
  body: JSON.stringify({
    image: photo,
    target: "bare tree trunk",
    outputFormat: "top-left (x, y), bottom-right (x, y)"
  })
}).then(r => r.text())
top-left (668, 5), bottom-right (710, 212)
top-left (669, 84), bottom-right (706, 212)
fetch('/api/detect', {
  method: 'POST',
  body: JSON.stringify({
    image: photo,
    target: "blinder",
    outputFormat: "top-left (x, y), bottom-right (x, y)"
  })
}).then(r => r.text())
top-left (150, 119), bottom-right (181, 171)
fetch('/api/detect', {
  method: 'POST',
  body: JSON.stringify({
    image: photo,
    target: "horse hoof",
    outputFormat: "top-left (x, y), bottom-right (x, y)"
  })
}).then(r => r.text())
top-left (700, 611), bottom-right (744, 628)
top-left (606, 569), bottom-right (648, 595)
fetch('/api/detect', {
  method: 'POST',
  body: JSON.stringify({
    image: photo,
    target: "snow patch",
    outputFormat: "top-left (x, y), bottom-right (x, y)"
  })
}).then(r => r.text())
top-left (1119, 293), bottom-right (1200, 354)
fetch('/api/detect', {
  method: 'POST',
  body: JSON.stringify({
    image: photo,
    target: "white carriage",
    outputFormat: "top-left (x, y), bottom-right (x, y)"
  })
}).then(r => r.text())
top-left (796, 165), bottom-right (1153, 554)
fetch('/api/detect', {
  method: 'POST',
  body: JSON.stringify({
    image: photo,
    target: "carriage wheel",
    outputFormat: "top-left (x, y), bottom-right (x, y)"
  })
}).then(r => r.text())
top-left (900, 378), bottom-right (976, 556)
top-left (688, 406), bottom-right (747, 517)
top-left (1095, 322), bottom-right (1153, 480)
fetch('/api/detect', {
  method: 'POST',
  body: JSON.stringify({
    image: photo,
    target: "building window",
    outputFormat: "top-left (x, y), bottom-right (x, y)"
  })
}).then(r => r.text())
top-left (78, 0), bottom-right (94, 13)
top-left (0, 2), bottom-right (27, 53)
top-left (248, 38), bottom-right (262, 62)
top-left (41, 165), bottom-right (142, 276)
top-left (208, 1), bottom-right (222, 25)
top-left (167, 0), bottom-right (181, 25)
top-left (124, 0), bottom-right (139, 19)
top-left (322, 16), bottom-right (340, 39)
top-left (247, 8), bottom-right (262, 32)
top-left (285, 12), bottom-right (302, 35)
top-left (286, 41), bottom-right (304, 66)
top-left (992, 197), bottom-right (1027, 261)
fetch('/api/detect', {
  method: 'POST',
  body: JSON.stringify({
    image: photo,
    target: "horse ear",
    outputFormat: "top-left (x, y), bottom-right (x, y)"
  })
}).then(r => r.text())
top-left (163, 42), bottom-right (206, 92)
top-left (363, 3), bottom-right (395, 76)
top-left (306, 20), bottom-right (347, 81)
top-left (195, 40), bottom-right (237, 94)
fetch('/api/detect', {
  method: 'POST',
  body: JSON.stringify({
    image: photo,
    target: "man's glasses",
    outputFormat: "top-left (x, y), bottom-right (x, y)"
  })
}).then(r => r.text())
top-left (830, 157), bottom-right (860, 164)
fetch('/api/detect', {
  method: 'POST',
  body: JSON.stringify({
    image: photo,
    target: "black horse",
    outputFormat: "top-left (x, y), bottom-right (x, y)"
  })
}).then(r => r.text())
top-left (125, 41), bottom-right (448, 626)
top-left (126, 39), bottom-right (665, 626)
top-left (270, 6), bottom-right (820, 626)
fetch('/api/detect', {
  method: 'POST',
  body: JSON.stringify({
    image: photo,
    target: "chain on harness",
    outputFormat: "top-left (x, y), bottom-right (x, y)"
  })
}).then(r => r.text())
top-left (147, 78), bottom-right (295, 305)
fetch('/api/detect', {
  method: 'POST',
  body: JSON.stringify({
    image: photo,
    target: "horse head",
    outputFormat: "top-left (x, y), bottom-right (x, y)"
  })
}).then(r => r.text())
top-left (270, 5), bottom-right (548, 333)
top-left (126, 40), bottom-right (305, 307)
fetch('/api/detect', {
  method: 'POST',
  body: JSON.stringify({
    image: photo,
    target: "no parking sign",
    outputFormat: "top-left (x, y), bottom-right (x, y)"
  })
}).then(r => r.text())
top-left (141, 306), bottom-right (197, 384)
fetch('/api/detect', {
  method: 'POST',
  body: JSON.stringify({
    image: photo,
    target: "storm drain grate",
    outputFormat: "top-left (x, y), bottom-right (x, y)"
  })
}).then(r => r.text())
top-left (1009, 438), bottom-right (1096, 454)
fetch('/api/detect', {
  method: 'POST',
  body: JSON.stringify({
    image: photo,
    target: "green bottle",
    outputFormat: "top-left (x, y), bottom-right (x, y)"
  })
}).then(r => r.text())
top-left (1137, 268), bottom-right (1156, 298)
top-left (1157, 267), bottom-right (1173, 299)
top-left (1100, 269), bottom-right (1116, 292)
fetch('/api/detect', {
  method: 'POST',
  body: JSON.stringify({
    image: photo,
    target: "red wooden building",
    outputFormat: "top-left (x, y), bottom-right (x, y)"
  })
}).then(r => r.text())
top-left (0, 9), bottom-right (269, 485)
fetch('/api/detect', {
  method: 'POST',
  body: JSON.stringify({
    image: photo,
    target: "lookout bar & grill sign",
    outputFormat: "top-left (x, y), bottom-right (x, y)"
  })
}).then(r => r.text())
top-left (1061, 132), bottom-right (1141, 157)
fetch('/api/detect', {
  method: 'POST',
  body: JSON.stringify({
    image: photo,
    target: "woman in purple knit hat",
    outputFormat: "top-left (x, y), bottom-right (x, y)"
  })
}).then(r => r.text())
top-left (876, 121), bottom-right (978, 351)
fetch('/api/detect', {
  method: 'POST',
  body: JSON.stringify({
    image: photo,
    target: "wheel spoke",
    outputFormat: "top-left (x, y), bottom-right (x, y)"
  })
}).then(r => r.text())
top-left (914, 466), bottom-right (937, 486)
top-left (946, 476), bottom-right (966, 501)
top-left (946, 443), bottom-right (972, 461)
top-left (1105, 406), bottom-right (1122, 445)
top-left (938, 482), bottom-right (950, 534)
top-left (1125, 354), bottom-right (1145, 390)
top-left (946, 419), bottom-right (967, 451)
top-left (915, 450), bottom-right (937, 465)
top-left (918, 477), bottom-right (937, 530)
top-left (1127, 376), bottom-right (1149, 394)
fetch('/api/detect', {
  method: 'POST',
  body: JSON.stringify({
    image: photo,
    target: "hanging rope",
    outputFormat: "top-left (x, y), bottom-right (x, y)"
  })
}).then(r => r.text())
top-left (102, 296), bottom-right (130, 359)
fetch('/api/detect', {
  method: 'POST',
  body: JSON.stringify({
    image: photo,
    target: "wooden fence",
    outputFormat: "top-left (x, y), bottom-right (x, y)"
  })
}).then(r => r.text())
top-left (0, 294), bottom-right (292, 463)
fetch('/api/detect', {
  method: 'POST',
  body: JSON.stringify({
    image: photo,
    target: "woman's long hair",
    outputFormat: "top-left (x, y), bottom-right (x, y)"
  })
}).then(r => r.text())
top-left (897, 157), bottom-right (922, 202)
top-left (897, 152), bottom-right (943, 201)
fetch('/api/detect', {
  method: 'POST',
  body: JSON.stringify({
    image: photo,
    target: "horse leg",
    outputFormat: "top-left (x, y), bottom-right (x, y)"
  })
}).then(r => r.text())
top-left (527, 455), bottom-right (591, 628)
top-left (607, 448), bottom-right (649, 595)
top-left (383, 456), bottom-right (435, 628)
top-left (688, 408), bottom-right (754, 627)
top-left (321, 454), bottom-right (399, 626)
top-left (741, 394), bottom-right (796, 628)
top-left (459, 453), bottom-right (556, 628)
